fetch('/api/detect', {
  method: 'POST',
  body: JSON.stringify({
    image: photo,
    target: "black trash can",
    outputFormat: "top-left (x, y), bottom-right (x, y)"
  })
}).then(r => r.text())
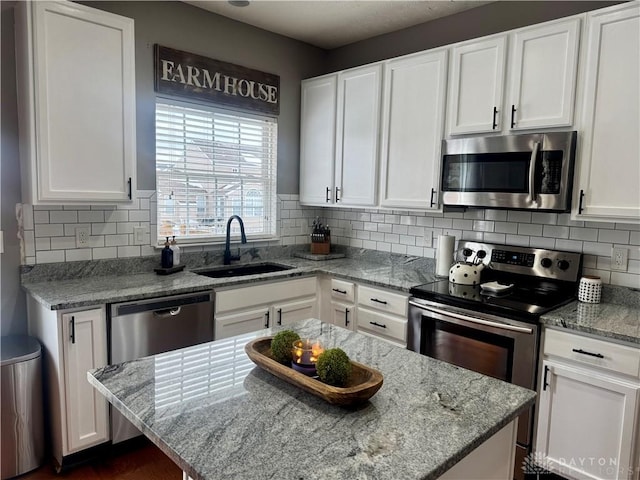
top-left (1, 335), bottom-right (44, 479)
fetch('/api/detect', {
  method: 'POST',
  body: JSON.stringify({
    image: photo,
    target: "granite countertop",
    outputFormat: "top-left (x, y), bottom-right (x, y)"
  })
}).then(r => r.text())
top-left (540, 300), bottom-right (640, 345)
top-left (22, 255), bottom-right (436, 311)
top-left (88, 319), bottom-right (536, 480)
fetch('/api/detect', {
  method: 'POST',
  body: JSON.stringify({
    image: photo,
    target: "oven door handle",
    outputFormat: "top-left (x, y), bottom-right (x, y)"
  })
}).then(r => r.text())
top-left (409, 301), bottom-right (534, 334)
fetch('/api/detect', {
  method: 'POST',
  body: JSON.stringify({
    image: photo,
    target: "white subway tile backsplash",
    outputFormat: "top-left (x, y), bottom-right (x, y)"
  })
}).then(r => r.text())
top-left (484, 210), bottom-right (507, 221)
top-left (35, 224), bottom-right (64, 237)
top-left (19, 190), bottom-right (640, 288)
top-left (453, 219), bottom-right (473, 230)
top-left (92, 223), bottom-right (117, 235)
top-left (392, 224), bottom-right (408, 235)
top-left (610, 271), bottom-right (640, 288)
top-left (507, 211), bottom-right (531, 223)
top-left (33, 210), bottom-right (49, 225)
top-left (529, 237), bottom-right (556, 249)
top-left (79, 210), bottom-right (105, 223)
top-left (24, 230), bottom-right (35, 257)
top-left (35, 237), bottom-right (50, 251)
top-left (434, 218), bottom-right (453, 229)
top-left (518, 223), bottom-right (542, 236)
top-left (474, 220), bottom-right (495, 232)
top-left (105, 234), bottom-right (129, 247)
top-left (36, 250), bottom-right (65, 263)
top-left (598, 229), bottom-right (630, 244)
top-left (555, 239), bottom-right (583, 252)
top-left (531, 212), bottom-right (558, 224)
top-left (484, 233), bottom-right (506, 244)
top-left (416, 217), bottom-right (434, 227)
top-left (495, 222), bottom-right (518, 234)
top-left (49, 211), bottom-right (78, 224)
top-left (66, 249), bottom-right (92, 262)
top-left (50, 236), bottom-right (76, 250)
top-left (118, 246), bottom-right (141, 258)
top-left (105, 210), bottom-right (129, 222)
top-left (543, 225), bottom-right (569, 238)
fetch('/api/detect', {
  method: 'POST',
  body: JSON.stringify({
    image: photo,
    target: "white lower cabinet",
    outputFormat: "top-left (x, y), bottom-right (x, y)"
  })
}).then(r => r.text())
top-left (214, 277), bottom-right (317, 339)
top-left (27, 297), bottom-right (109, 467)
top-left (535, 329), bottom-right (640, 480)
top-left (356, 285), bottom-right (408, 347)
top-left (331, 301), bottom-right (355, 331)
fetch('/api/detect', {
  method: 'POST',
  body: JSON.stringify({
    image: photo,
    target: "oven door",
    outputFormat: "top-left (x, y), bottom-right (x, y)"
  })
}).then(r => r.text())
top-left (408, 296), bottom-right (538, 468)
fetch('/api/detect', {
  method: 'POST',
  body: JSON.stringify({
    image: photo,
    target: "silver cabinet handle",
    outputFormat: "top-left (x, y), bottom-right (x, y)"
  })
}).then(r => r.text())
top-left (528, 141), bottom-right (540, 206)
top-left (409, 301), bottom-right (533, 334)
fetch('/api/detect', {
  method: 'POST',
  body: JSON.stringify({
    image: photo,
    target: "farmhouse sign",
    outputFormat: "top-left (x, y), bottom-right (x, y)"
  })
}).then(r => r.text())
top-left (154, 45), bottom-right (280, 115)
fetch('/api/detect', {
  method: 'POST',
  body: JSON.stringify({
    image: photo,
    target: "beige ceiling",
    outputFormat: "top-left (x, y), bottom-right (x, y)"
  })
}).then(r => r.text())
top-left (185, 1), bottom-right (491, 49)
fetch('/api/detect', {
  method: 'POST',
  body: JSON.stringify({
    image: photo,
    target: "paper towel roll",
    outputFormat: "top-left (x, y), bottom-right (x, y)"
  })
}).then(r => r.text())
top-left (436, 235), bottom-right (455, 277)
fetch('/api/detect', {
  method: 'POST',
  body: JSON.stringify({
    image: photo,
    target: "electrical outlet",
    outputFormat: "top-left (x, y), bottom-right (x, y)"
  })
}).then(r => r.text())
top-left (423, 230), bottom-right (433, 248)
top-left (611, 247), bottom-right (628, 272)
top-left (133, 226), bottom-right (146, 245)
top-left (75, 226), bottom-right (90, 247)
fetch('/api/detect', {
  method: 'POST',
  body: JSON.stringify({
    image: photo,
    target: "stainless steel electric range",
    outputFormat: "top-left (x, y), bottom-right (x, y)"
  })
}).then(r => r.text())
top-left (408, 240), bottom-right (583, 480)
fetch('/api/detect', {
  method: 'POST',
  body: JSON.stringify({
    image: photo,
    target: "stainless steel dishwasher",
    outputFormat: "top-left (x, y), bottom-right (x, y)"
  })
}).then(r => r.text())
top-left (109, 291), bottom-right (214, 444)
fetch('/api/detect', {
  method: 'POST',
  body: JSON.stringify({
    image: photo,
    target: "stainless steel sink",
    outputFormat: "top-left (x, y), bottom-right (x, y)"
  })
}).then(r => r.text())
top-left (194, 263), bottom-right (293, 279)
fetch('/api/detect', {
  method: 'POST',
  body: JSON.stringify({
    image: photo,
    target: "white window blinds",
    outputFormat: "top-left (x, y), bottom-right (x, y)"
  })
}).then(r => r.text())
top-left (155, 101), bottom-right (277, 243)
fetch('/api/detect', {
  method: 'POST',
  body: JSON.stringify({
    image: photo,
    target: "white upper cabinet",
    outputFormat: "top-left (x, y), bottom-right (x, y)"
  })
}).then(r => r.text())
top-left (16, 1), bottom-right (136, 205)
top-left (300, 75), bottom-right (337, 205)
top-left (300, 66), bottom-right (381, 207)
top-left (574, 2), bottom-right (640, 222)
top-left (335, 65), bottom-right (381, 206)
top-left (447, 18), bottom-right (580, 136)
top-left (379, 50), bottom-right (448, 209)
top-left (508, 18), bottom-right (581, 130)
top-left (447, 36), bottom-right (506, 135)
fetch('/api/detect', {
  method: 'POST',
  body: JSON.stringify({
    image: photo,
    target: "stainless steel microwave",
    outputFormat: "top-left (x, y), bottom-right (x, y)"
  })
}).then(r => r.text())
top-left (441, 131), bottom-right (577, 212)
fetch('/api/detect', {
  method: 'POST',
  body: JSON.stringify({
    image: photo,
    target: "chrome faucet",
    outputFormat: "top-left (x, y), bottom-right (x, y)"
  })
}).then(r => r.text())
top-left (224, 215), bottom-right (247, 265)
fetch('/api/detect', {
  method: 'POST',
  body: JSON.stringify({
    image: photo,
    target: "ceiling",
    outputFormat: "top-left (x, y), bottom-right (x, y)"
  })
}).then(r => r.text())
top-left (185, 1), bottom-right (492, 49)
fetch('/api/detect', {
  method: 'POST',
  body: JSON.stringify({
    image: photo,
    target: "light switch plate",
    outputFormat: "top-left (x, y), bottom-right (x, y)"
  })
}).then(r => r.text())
top-left (611, 247), bottom-right (628, 271)
top-left (133, 226), bottom-right (146, 245)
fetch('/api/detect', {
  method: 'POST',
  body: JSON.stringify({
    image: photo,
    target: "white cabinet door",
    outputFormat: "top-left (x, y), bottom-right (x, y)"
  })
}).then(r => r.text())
top-left (574, 3), bottom-right (640, 221)
top-left (300, 75), bottom-right (337, 206)
top-left (215, 307), bottom-right (270, 340)
top-left (380, 50), bottom-right (448, 209)
top-left (535, 359), bottom-right (640, 480)
top-left (61, 309), bottom-right (109, 453)
top-left (330, 301), bottom-right (355, 331)
top-left (272, 298), bottom-right (317, 327)
top-left (447, 36), bottom-right (507, 135)
top-left (508, 18), bottom-right (580, 130)
top-left (17, 1), bottom-right (135, 204)
top-left (335, 65), bottom-right (381, 206)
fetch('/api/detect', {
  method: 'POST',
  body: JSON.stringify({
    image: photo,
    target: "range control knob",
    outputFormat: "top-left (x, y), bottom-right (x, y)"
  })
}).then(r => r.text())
top-left (540, 258), bottom-right (553, 268)
top-left (557, 260), bottom-right (571, 271)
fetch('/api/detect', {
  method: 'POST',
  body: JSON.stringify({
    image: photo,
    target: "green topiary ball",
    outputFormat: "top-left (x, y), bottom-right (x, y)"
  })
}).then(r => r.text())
top-left (270, 330), bottom-right (300, 364)
top-left (316, 348), bottom-right (352, 386)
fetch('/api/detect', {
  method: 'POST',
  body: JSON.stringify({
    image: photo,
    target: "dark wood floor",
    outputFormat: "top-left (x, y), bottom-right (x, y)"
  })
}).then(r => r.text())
top-left (21, 438), bottom-right (181, 480)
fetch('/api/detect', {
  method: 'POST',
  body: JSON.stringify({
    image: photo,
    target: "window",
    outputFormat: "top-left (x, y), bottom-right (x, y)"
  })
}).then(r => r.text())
top-left (155, 101), bottom-right (277, 243)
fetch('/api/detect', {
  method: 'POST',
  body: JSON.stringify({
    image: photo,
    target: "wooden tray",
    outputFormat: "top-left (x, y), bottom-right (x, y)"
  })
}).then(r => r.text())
top-left (245, 337), bottom-right (383, 406)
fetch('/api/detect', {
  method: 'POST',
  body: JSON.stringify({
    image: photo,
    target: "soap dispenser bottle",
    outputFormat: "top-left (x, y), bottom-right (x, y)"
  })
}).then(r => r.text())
top-left (170, 236), bottom-right (180, 265)
top-left (161, 237), bottom-right (173, 268)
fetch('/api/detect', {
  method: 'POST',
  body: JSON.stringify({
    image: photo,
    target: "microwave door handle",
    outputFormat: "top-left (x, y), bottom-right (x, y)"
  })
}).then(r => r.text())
top-left (528, 141), bottom-right (540, 206)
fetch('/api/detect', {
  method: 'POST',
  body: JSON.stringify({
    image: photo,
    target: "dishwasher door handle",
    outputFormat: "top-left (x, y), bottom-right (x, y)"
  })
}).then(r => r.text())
top-left (153, 307), bottom-right (182, 318)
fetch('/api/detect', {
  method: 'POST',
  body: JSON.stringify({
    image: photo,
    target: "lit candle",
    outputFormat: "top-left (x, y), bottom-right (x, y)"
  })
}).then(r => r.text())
top-left (291, 339), bottom-right (324, 376)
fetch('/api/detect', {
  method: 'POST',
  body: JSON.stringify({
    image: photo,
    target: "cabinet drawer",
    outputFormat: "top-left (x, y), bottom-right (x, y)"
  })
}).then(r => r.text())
top-left (544, 328), bottom-right (640, 378)
top-left (216, 277), bottom-right (316, 314)
top-left (331, 279), bottom-right (355, 303)
top-left (357, 285), bottom-right (408, 317)
top-left (357, 308), bottom-right (407, 344)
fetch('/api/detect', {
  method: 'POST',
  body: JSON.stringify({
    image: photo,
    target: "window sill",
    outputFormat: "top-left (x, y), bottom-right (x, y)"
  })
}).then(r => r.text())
top-left (152, 236), bottom-right (280, 250)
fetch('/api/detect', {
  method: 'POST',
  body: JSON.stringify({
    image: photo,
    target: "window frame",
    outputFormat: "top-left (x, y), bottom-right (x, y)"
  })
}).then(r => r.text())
top-left (154, 96), bottom-right (279, 247)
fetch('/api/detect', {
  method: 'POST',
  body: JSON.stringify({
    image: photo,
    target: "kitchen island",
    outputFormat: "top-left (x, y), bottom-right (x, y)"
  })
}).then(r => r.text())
top-left (88, 319), bottom-right (535, 480)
